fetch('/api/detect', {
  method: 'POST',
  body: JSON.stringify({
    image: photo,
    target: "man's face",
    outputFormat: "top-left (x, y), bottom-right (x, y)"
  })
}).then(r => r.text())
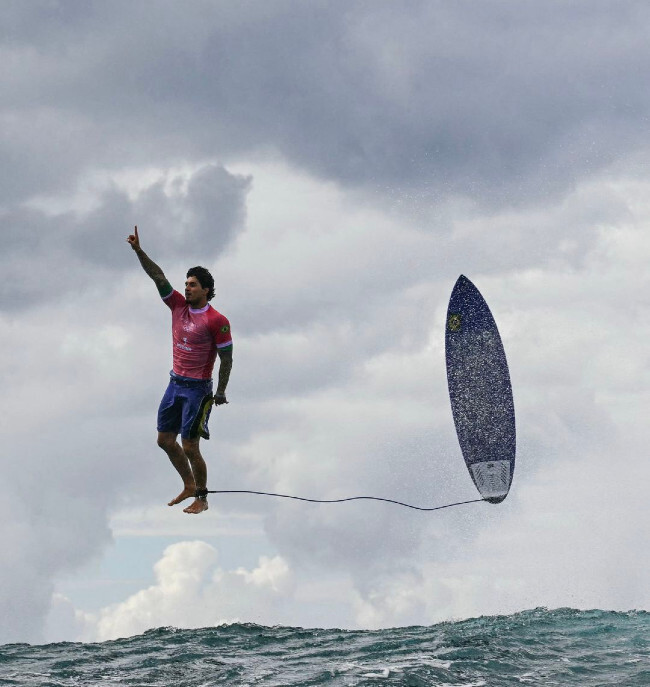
top-left (185, 276), bottom-right (209, 307)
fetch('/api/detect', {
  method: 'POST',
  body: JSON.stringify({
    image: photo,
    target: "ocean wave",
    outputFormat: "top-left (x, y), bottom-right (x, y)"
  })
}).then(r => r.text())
top-left (0, 608), bottom-right (647, 686)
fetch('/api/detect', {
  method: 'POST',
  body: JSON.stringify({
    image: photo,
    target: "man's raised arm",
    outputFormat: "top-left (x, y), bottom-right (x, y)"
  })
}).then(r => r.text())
top-left (127, 226), bottom-right (172, 295)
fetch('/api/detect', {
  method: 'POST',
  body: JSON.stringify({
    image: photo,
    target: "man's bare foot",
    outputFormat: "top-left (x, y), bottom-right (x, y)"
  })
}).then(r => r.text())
top-left (183, 497), bottom-right (209, 515)
top-left (168, 486), bottom-right (196, 506)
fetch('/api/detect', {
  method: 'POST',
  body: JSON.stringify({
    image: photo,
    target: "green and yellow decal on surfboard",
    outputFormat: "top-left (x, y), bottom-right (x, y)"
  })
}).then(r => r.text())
top-left (447, 313), bottom-right (462, 332)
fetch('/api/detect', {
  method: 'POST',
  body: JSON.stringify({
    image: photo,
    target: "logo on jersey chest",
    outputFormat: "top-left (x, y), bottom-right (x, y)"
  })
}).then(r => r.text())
top-left (175, 320), bottom-right (206, 352)
top-left (176, 335), bottom-right (193, 352)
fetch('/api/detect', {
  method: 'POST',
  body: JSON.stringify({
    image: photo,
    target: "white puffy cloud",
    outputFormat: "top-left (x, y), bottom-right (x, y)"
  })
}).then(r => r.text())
top-left (79, 541), bottom-right (292, 642)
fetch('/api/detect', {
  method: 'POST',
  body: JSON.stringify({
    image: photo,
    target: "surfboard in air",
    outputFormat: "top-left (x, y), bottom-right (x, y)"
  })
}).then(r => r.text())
top-left (445, 275), bottom-right (516, 504)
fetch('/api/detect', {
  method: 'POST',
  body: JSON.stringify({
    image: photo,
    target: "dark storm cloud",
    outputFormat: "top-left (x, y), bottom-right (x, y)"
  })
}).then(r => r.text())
top-left (4, 1), bottom-right (650, 208)
top-left (0, 164), bottom-right (250, 309)
top-left (75, 164), bottom-right (251, 266)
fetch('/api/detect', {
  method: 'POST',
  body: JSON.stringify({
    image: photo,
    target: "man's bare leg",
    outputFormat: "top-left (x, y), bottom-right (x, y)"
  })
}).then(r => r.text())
top-left (181, 437), bottom-right (209, 514)
top-left (157, 432), bottom-right (197, 505)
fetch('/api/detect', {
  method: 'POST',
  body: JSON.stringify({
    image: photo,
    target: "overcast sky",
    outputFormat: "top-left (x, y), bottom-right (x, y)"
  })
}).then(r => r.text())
top-left (2, 0), bottom-right (649, 645)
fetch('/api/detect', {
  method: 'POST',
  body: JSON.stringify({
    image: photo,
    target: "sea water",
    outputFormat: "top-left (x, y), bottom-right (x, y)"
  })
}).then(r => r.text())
top-left (0, 608), bottom-right (647, 686)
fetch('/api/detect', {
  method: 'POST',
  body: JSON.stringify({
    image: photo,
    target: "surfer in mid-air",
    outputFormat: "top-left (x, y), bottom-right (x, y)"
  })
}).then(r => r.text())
top-left (127, 226), bottom-right (233, 514)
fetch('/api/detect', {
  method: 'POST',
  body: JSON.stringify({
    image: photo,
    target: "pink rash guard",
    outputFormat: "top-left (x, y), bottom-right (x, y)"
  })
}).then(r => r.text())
top-left (162, 289), bottom-right (232, 380)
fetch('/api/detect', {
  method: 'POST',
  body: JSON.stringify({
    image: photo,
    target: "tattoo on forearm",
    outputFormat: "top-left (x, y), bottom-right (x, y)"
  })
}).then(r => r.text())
top-left (217, 356), bottom-right (233, 395)
top-left (135, 248), bottom-right (167, 287)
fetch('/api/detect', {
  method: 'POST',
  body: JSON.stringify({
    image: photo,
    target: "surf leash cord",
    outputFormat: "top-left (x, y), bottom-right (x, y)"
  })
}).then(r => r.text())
top-left (199, 489), bottom-right (485, 512)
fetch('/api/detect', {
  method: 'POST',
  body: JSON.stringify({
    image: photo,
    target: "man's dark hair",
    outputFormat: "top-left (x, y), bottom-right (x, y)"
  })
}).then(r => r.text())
top-left (187, 266), bottom-right (215, 301)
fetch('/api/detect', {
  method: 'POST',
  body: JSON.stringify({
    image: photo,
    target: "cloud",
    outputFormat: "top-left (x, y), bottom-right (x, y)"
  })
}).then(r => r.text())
top-left (79, 541), bottom-right (292, 641)
top-left (2, 1), bottom-right (650, 645)
top-left (0, 163), bottom-right (250, 310)
top-left (0, 161), bottom-right (246, 641)
top-left (5, 2), bottom-right (650, 210)
top-left (3, 161), bottom-right (649, 645)
top-left (207, 168), bottom-right (650, 629)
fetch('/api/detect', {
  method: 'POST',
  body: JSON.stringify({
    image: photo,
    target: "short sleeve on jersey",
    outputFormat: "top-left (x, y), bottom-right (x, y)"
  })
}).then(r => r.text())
top-left (163, 289), bottom-right (185, 310)
top-left (213, 317), bottom-right (233, 349)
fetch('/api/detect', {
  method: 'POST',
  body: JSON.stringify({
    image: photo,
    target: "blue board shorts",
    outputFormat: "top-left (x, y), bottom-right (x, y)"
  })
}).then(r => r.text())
top-left (157, 372), bottom-right (214, 440)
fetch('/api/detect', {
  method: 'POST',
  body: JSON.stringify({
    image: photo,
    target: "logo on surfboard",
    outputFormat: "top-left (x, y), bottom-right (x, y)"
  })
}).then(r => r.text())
top-left (448, 313), bottom-right (462, 332)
